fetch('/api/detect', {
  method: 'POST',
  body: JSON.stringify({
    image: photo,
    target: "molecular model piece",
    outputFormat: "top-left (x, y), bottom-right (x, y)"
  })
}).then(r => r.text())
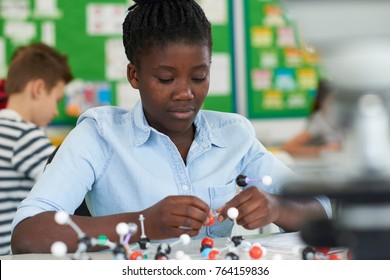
top-left (51, 211), bottom-right (140, 260)
top-left (137, 214), bottom-right (150, 250)
top-left (236, 174), bottom-right (272, 188)
top-left (201, 207), bottom-right (267, 260)
top-left (225, 207), bottom-right (242, 260)
top-left (155, 233), bottom-right (192, 260)
top-left (52, 211), bottom-right (114, 259)
top-left (113, 222), bottom-right (139, 260)
top-left (302, 246), bottom-right (342, 260)
top-left (203, 211), bottom-right (216, 227)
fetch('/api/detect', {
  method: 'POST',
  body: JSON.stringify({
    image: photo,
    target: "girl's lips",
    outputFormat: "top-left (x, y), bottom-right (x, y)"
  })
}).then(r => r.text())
top-left (168, 106), bottom-right (195, 120)
top-left (168, 109), bottom-right (195, 120)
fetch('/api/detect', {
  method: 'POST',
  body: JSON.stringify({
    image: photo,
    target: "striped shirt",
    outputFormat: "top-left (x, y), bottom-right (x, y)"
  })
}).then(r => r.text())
top-left (0, 109), bottom-right (55, 255)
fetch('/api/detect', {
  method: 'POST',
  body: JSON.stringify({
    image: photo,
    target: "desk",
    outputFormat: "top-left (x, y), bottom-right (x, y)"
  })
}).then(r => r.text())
top-left (0, 232), bottom-right (346, 260)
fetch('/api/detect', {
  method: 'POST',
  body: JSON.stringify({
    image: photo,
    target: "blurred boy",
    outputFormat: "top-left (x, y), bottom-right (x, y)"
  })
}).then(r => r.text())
top-left (0, 43), bottom-right (72, 255)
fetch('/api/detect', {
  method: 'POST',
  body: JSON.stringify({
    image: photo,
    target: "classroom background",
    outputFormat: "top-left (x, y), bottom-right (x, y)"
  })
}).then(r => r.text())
top-left (0, 0), bottom-right (322, 148)
top-left (2, 0), bottom-right (390, 262)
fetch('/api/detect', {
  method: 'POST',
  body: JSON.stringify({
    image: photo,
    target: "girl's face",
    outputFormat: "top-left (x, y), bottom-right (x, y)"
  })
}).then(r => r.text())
top-left (127, 43), bottom-right (211, 137)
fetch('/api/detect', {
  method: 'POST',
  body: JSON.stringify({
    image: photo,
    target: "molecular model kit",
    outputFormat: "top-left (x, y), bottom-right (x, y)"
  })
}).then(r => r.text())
top-left (50, 175), bottom-right (344, 260)
top-left (51, 206), bottom-right (270, 260)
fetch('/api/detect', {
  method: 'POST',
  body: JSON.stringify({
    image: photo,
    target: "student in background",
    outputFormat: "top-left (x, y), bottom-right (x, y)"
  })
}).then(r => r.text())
top-left (11, 0), bottom-right (331, 254)
top-left (281, 79), bottom-right (343, 158)
top-left (0, 42), bottom-right (72, 255)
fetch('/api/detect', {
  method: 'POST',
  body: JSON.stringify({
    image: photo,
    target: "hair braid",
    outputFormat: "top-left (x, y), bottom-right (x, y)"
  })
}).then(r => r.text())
top-left (123, 0), bottom-right (212, 66)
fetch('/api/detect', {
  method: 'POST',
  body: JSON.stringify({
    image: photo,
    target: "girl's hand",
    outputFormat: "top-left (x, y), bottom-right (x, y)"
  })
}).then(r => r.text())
top-left (217, 186), bottom-right (280, 230)
top-left (143, 195), bottom-right (210, 239)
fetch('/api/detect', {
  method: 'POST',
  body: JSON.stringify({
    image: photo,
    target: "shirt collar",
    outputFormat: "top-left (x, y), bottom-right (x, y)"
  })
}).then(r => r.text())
top-left (0, 109), bottom-right (23, 121)
top-left (131, 101), bottom-right (227, 148)
top-left (131, 101), bottom-right (152, 146)
top-left (194, 111), bottom-right (227, 148)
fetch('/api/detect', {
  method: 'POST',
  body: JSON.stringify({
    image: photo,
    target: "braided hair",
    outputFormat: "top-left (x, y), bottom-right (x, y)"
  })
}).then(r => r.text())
top-left (123, 0), bottom-right (212, 67)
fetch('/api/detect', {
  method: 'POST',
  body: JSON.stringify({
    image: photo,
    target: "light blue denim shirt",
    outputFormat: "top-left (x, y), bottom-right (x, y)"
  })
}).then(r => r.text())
top-left (12, 101), bottom-right (331, 239)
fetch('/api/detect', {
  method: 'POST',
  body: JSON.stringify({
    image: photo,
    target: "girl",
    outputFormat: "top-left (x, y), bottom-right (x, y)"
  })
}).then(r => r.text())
top-left (11, 0), bottom-right (330, 254)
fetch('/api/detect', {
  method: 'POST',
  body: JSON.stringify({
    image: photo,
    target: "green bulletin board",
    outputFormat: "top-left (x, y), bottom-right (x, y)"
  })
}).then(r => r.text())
top-left (244, 0), bottom-right (320, 119)
top-left (55, 0), bottom-right (129, 125)
top-left (198, 0), bottom-right (236, 113)
top-left (0, 0), bottom-right (236, 126)
top-left (0, 0), bottom-right (131, 125)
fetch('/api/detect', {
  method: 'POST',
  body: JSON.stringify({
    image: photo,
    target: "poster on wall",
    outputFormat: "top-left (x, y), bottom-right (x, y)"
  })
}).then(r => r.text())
top-left (244, 0), bottom-right (321, 119)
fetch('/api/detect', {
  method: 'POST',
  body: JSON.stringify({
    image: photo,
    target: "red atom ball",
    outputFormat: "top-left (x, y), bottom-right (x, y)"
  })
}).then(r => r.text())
top-left (315, 247), bottom-right (330, 255)
top-left (249, 245), bottom-right (263, 259)
top-left (328, 254), bottom-right (341, 260)
top-left (201, 237), bottom-right (214, 247)
top-left (208, 249), bottom-right (221, 260)
top-left (204, 216), bottom-right (216, 226)
top-left (129, 251), bottom-right (143, 260)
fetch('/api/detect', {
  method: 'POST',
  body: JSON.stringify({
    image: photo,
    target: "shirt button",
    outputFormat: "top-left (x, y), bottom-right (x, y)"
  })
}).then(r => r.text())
top-left (182, 185), bottom-right (189, 191)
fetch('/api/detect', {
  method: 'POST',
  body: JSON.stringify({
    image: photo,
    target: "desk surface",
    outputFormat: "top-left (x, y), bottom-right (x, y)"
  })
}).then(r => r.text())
top-left (0, 232), bottom-right (346, 260)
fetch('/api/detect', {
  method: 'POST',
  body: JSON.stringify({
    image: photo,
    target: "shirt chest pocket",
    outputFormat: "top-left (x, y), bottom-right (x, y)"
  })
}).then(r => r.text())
top-left (207, 179), bottom-right (237, 238)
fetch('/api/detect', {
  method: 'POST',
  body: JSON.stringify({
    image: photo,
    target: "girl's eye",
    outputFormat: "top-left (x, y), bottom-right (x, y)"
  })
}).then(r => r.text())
top-left (193, 77), bottom-right (206, 82)
top-left (158, 78), bottom-right (173, 84)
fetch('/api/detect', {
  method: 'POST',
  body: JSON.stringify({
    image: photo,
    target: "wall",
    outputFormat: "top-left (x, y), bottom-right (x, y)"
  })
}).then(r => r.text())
top-left (0, 0), bottom-right (314, 146)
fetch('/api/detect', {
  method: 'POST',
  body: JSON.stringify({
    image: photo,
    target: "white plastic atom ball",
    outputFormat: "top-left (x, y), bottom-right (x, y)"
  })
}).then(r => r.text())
top-left (261, 175), bottom-right (272, 186)
top-left (175, 250), bottom-right (185, 260)
top-left (116, 222), bottom-right (129, 235)
top-left (128, 223), bottom-right (138, 235)
top-left (51, 241), bottom-right (67, 257)
top-left (179, 233), bottom-right (191, 245)
top-left (240, 241), bottom-right (252, 251)
top-left (272, 253), bottom-right (283, 260)
top-left (54, 211), bottom-right (69, 225)
top-left (227, 207), bottom-right (239, 220)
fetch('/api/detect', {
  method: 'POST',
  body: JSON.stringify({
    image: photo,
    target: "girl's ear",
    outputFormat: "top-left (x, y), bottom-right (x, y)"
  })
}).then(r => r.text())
top-left (30, 79), bottom-right (46, 100)
top-left (127, 63), bottom-right (139, 89)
